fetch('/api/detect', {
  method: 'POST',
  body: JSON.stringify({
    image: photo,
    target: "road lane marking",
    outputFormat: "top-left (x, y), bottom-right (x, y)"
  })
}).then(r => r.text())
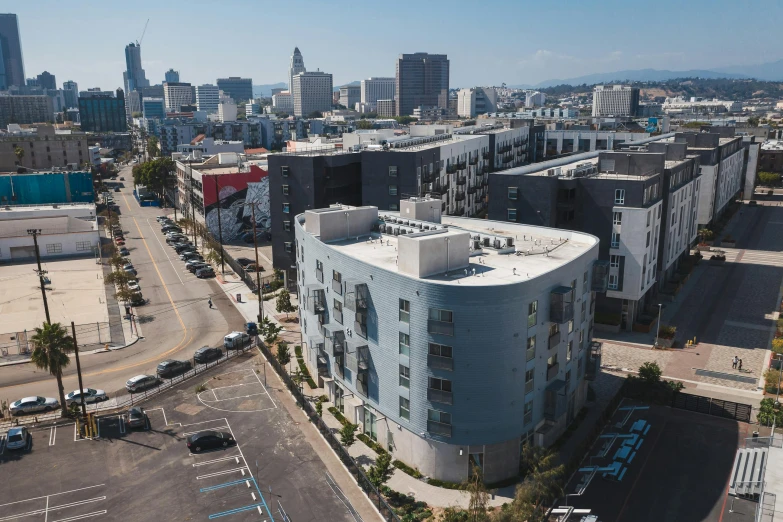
top-left (51, 510), bottom-right (107, 522)
top-left (146, 218), bottom-right (184, 285)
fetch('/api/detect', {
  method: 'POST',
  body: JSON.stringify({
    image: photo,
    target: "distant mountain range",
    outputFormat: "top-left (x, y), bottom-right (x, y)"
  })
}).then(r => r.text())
top-left (252, 83), bottom-right (287, 97)
top-left (509, 59), bottom-right (783, 89)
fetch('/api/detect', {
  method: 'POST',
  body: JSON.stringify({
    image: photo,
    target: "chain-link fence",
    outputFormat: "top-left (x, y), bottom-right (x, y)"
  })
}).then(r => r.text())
top-left (0, 322), bottom-right (114, 356)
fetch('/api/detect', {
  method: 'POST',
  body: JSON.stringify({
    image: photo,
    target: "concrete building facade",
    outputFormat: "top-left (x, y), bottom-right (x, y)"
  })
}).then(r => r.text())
top-left (0, 95), bottom-right (53, 126)
top-left (396, 53), bottom-right (449, 116)
top-left (78, 89), bottom-right (126, 132)
top-left (295, 203), bottom-right (599, 482)
top-left (339, 85), bottom-right (360, 110)
top-left (592, 85), bottom-right (640, 117)
top-left (216, 77), bottom-right (253, 104)
top-left (163, 82), bottom-right (193, 113)
top-left (292, 72), bottom-right (333, 117)
top-left (457, 87), bottom-right (497, 118)
top-left (288, 47), bottom-right (306, 91)
top-left (361, 77), bottom-right (395, 104)
top-left (195, 84), bottom-right (220, 114)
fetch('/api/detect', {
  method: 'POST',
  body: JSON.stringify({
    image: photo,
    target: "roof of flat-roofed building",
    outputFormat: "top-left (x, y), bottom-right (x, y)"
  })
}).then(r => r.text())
top-left (297, 206), bottom-right (597, 287)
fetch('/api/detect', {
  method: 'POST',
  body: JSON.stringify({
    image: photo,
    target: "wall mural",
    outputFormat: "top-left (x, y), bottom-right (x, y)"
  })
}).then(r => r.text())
top-left (201, 165), bottom-right (270, 241)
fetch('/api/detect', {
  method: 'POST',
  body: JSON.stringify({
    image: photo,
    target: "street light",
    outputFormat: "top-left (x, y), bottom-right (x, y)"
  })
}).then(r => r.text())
top-left (654, 303), bottom-right (662, 348)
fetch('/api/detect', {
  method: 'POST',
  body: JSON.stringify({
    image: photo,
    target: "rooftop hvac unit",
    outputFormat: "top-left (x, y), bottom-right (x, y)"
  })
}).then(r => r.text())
top-left (379, 224), bottom-right (386, 233)
top-left (473, 240), bottom-right (481, 250)
top-left (393, 227), bottom-right (399, 235)
top-left (473, 235), bottom-right (480, 240)
top-left (493, 239), bottom-right (501, 249)
top-left (400, 229), bottom-right (407, 235)
top-left (423, 225), bottom-right (430, 230)
top-left (547, 168), bottom-right (555, 176)
top-left (483, 237), bottom-right (490, 247)
top-left (506, 238), bottom-right (514, 247)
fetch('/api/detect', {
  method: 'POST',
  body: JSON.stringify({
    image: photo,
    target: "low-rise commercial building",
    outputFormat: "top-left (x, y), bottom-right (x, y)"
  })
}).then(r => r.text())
top-left (662, 96), bottom-right (742, 114)
top-left (0, 203), bottom-right (99, 262)
top-left (0, 126), bottom-right (91, 171)
top-left (0, 170), bottom-right (93, 204)
top-left (592, 85), bottom-right (639, 117)
top-left (457, 87), bottom-right (497, 118)
top-left (295, 201), bottom-right (600, 482)
top-left (543, 130), bottom-right (651, 158)
top-left (0, 95), bottom-right (54, 126)
top-left (78, 89), bottom-right (126, 132)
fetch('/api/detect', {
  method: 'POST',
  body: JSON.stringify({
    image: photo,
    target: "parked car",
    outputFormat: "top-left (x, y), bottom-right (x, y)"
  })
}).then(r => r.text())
top-left (125, 375), bottom-right (161, 393)
top-left (123, 266), bottom-right (137, 276)
top-left (167, 237), bottom-right (188, 245)
top-left (196, 267), bottom-right (215, 279)
top-left (186, 430), bottom-right (235, 453)
top-left (194, 346), bottom-right (223, 363)
top-left (245, 264), bottom-right (263, 272)
top-left (119, 247), bottom-right (130, 256)
top-left (65, 388), bottom-right (107, 406)
top-left (10, 396), bottom-right (59, 415)
top-left (5, 427), bottom-right (29, 450)
top-left (175, 244), bottom-right (195, 254)
top-left (236, 257), bottom-right (254, 267)
top-left (119, 177), bottom-right (125, 181)
top-left (130, 292), bottom-right (145, 306)
top-left (162, 226), bottom-right (182, 234)
top-left (156, 216), bottom-right (168, 222)
top-left (126, 407), bottom-right (147, 429)
top-left (122, 263), bottom-right (134, 271)
top-left (114, 187), bottom-right (121, 192)
top-left (115, 239), bottom-right (126, 246)
top-left (186, 261), bottom-right (209, 273)
top-left (181, 253), bottom-right (203, 262)
top-left (156, 359), bottom-right (192, 378)
top-left (223, 331), bottom-right (250, 350)
top-left (128, 281), bottom-right (141, 292)
top-left (749, 200), bottom-right (758, 206)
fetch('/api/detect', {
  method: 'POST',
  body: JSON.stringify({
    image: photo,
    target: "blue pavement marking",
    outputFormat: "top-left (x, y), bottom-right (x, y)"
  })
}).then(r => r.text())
top-left (200, 479), bottom-right (248, 493)
top-left (203, 476), bottom-right (275, 521)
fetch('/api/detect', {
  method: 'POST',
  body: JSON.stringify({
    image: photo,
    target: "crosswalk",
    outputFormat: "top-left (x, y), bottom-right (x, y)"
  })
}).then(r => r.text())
top-left (719, 248), bottom-right (783, 268)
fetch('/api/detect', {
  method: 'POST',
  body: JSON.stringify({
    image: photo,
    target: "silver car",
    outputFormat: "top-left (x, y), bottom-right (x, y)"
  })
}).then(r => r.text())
top-left (10, 396), bottom-right (60, 415)
top-left (65, 388), bottom-right (108, 406)
top-left (5, 427), bottom-right (29, 450)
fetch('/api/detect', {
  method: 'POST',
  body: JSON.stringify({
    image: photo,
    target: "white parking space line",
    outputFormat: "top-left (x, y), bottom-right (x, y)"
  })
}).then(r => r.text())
top-left (206, 392), bottom-right (269, 403)
top-left (192, 455), bottom-right (241, 467)
top-left (145, 407), bottom-right (168, 426)
top-left (195, 467), bottom-right (249, 480)
top-left (177, 417), bottom-right (229, 428)
top-left (49, 426), bottom-right (56, 446)
top-left (0, 436), bottom-right (5, 455)
top-left (47, 497), bottom-right (107, 512)
top-left (146, 218), bottom-right (184, 285)
top-left (182, 426), bottom-right (228, 437)
top-left (118, 416), bottom-right (126, 435)
top-left (51, 510), bottom-right (107, 522)
top-left (252, 367), bottom-right (277, 409)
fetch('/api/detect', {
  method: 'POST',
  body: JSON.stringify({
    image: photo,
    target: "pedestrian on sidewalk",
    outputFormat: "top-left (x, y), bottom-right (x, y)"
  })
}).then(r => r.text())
top-left (738, 359), bottom-right (743, 371)
top-left (732, 355), bottom-right (738, 369)
top-left (208, 297), bottom-right (213, 309)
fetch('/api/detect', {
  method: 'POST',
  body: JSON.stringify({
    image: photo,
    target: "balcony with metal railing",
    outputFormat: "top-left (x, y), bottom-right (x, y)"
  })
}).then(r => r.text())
top-left (456, 161), bottom-right (467, 171)
top-left (502, 154), bottom-right (514, 164)
top-left (525, 379), bottom-right (534, 395)
top-left (456, 176), bottom-right (467, 186)
top-left (428, 319), bottom-right (454, 336)
top-left (469, 156), bottom-right (478, 165)
top-left (467, 185), bottom-right (476, 195)
top-left (547, 362), bottom-right (560, 381)
top-left (428, 388), bottom-right (453, 405)
top-left (345, 281), bottom-right (368, 312)
top-left (427, 420), bottom-right (452, 437)
top-left (307, 288), bottom-right (326, 315)
top-left (446, 164), bottom-right (458, 174)
top-left (548, 330), bottom-right (561, 350)
top-left (428, 354), bottom-right (453, 371)
top-left (498, 144), bottom-right (512, 154)
top-left (455, 191), bottom-right (465, 202)
top-left (482, 151), bottom-right (490, 160)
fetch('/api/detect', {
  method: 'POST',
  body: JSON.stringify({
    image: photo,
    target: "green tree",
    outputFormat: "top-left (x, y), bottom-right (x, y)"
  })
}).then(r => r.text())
top-left (772, 338), bottom-right (783, 355)
top-left (13, 146), bottom-right (25, 165)
top-left (367, 450), bottom-right (394, 489)
top-left (131, 111), bottom-right (143, 118)
top-left (105, 269), bottom-right (132, 287)
top-left (132, 157), bottom-right (175, 201)
top-left (315, 399), bottom-right (323, 417)
top-left (110, 252), bottom-right (126, 270)
top-left (276, 290), bottom-right (296, 320)
top-left (30, 322), bottom-right (73, 418)
top-left (261, 316), bottom-right (282, 344)
top-left (466, 464), bottom-right (490, 522)
top-left (495, 446), bottom-right (563, 522)
top-left (356, 120), bottom-right (374, 130)
top-left (147, 136), bottom-right (160, 157)
top-left (758, 171), bottom-right (781, 187)
top-left (115, 286), bottom-right (136, 303)
top-left (275, 341), bottom-right (291, 367)
top-left (748, 116), bottom-right (760, 127)
top-left (339, 423), bottom-right (358, 447)
top-left (638, 361), bottom-right (662, 384)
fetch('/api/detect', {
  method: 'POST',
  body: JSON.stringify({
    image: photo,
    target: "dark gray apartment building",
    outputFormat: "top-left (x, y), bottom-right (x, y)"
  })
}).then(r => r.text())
top-left (216, 77), bottom-right (253, 103)
top-left (268, 151), bottom-right (362, 283)
top-left (395, 53), bottom-right (449, 116)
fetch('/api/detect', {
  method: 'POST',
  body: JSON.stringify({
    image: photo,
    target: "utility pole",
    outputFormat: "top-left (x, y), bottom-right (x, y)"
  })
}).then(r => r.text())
top-left (28, 229), bottom-right (51, 324)
top-left (213, 175), bottom-right (225, 275)
top-left (251, 204), bottom-right (263, 324)
top-left (70, 322), bottom-right (87, 419)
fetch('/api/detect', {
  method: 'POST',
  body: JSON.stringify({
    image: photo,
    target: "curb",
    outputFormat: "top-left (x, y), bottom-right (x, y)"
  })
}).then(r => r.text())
top-left (0, 336), bottom-right (142, 366)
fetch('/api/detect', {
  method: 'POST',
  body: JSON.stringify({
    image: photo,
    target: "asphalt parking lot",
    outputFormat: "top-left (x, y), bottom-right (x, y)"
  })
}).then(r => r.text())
top-left (0, 352), bottom-right (359, 522)
top-left (568, 403), bottom-right (753, 522)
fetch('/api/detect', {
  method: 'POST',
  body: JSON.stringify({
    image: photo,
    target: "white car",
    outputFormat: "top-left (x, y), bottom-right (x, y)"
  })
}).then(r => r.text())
top-left (65, 388), bottom-right (108, 406)
top-left (128, 282), bottom-right (141, 292)
top-left (10, 396), bottom-right (60, 415)
top-left (125, 375), bottom-right (161, 393)
top-left (5, 427), bottom-right (29, 450)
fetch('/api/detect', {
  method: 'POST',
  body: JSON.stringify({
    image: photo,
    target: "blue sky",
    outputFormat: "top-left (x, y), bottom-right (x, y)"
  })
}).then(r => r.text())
top-left (12, 0), bottom-right (783, 90)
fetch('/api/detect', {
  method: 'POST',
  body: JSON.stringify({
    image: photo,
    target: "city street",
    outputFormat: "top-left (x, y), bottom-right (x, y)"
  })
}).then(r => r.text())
top-left (0, 164), bottom-right (246, 401)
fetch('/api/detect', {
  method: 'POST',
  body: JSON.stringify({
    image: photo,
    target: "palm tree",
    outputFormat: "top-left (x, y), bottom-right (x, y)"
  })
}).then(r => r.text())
top-left (13, 146), bottom-right (24, 165)
top-left (30, 322), bottom-right (73, 417)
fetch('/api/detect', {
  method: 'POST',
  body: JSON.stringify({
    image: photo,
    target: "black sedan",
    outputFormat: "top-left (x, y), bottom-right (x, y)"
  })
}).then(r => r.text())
top-left (196, 267), bottom-right (215, 279)
top-left (186, 430), bottom-right (235, 453)
top-left (194, 346), bottom-right (223, 363)
top-left (236, 257), bottom-right (254, 267)
top-left (156, 359), bottom-right (192, 378)
top-left (126, 407), bottom-right (147, 429)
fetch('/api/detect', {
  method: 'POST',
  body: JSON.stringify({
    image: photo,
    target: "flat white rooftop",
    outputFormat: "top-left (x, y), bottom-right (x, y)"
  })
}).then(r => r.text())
top-left (306, 212), bottom-right (597, 286)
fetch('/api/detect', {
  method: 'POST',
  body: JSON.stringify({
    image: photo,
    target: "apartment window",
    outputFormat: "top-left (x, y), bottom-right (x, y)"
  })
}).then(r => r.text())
top-left (281, 166), bottom-right (289, 177)
top-left (399, 365), bottom-right (410, 388)
top-left (283, 221), bottom-right (291, 231)
top-left (508, 187), bottom-right (518, 200)
top-left (567, 341), bottom-right (573, 361)
top-left (611, 232), bottom-right (620, 248)
top-left (389, 185), bottom-right (398, 196)
top-left (399, 332), bottom-right (410, 357)
top-left (549, 323), bottom-right (559, 337)
top-left (526, 335), bottom-right (536, 361)
top-left (399, 299), bottom-right (410, 323)
top-left (613, 212), bottom-right (622, 225)
top-left (581, 301), bottom-right (586, 322)
top-left (568, 320), bottom-right (574, 333)
top-left (647, 211), bottom-right (651, 227)
top-left (334, 299), bottom-right (343, 324)
top-left (389, 203), bottom-right (398, 211)
top-left (389, 166), bottom-right (398, 177)
top-left (528, 301), bottom-right (538, 328)
top-left (610, 255), bottom-right (620, 268)
top-left (524, 401), bottom-right (533, 424)
top-left (284, 242), bottom-right (292, 253)
top-left (614, 189), bottom-right (625, 205)
top-left (525, 369), bottom-right (534, 394)
top-left (282, 202), bottom-right (290, 213)
top-left (507, 209), bottom-right (517, 221)
top-left (608, 274), bottom-right (618, 290)
top-left (658, 205), bottom-right (662, 218)
top-left (399, 397), bottom-right (410, 420)
top-left (429, 342), bottom-right (453, 358)
top-left (282, 184), bottom-right (289, 195)
top-left (429, 377), bottom-right (452, 393)
top-left (429, 308), bottom-right (453, 323)
top-left (579, 329), bottom-right (585, 347)
top-left (427, 409), bottom-right (451, 426)
top-left (75, 241), bottom-right (92, 252)
top-left (547, 354), bottom-right (558, 369)
top-left (583, 270), bottom-right (588, 289)
top-left (45, 243), bottom-right (62, 254)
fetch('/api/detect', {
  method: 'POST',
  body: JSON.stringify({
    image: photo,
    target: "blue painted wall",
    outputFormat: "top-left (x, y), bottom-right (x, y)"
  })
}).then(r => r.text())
top-left (0, 172), bottom-right (94, 205)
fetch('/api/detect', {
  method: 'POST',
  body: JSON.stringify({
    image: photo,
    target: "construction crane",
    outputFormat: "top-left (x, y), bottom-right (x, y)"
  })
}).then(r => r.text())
top-left (137, 18), bottom-right (149, 47)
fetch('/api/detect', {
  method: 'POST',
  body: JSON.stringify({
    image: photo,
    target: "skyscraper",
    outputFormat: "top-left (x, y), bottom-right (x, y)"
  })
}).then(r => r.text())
top-left (123, 42), bottom-right (149, 93)
top-left (216, 77), bottom-right (252, 104)
top-left (195, 84), bottom-right (220, 113)
top-left (63, 80), bottom-right (78, 108)
top-left (36, 70), bottom-right (56, 90)
top-left (163, 82), bottom-right (192, 112)
top-left (395, 53), bottom-right (449, 117)
top-left (164, 68), bottom-right (179, 83)
top-left (0, 13), bottom-right (25, 89)
top-left (291, 71), bottom-right (332, 117)
top-left (288, 47), bottom-right (305, 91)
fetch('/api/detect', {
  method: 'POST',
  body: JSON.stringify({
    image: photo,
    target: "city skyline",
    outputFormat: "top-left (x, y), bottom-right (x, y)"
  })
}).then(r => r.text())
top-left (9, 0), bottom-right (783, 93)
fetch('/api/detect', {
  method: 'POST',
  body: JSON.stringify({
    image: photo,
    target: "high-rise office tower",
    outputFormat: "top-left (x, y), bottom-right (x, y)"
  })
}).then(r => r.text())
top-left (288, 47), bottom-right (305, 91)
top-left (123, 42), bottom-right (149, 120)
top-left (62, 80), bottom-right (78, 108)
top-left (591, 85), bottom-right (640, 117)
top-left (36, 70), bottom-right (56, 90)
top-left (291, 71), bottom-right (332, 117)
top-left (165, 68), bottom-right (179, 83)
top-left (195, 84), bottom-right (220, 113)
top-left (360, 77), bottom-right (395, 104)
top-left (395, 53), bottom-right (449, 116)
top-left (163, 82), bottom-right (193, 112)
top-left (0, 13), bottom-right (25, 89)
top-left (216, 77), bottom-right (252, 104)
